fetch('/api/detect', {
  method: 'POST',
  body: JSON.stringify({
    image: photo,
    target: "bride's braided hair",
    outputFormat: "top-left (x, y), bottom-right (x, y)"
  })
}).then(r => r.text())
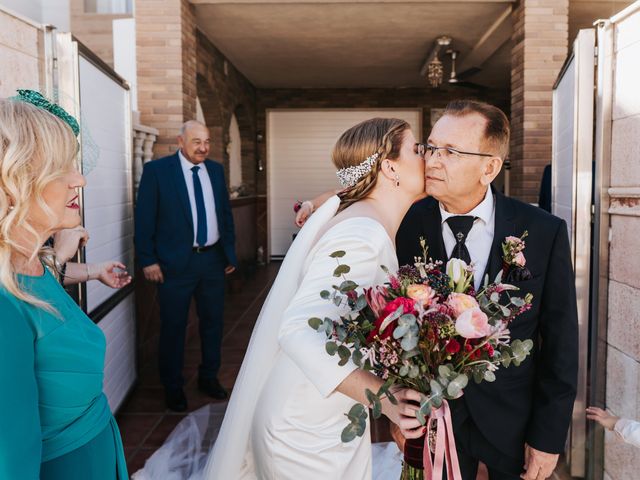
top-left (332, 118), bottom-right (409, 212)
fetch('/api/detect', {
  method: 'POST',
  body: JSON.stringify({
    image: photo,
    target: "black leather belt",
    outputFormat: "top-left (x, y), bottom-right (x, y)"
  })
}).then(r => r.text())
top-left (193, 243), bottom-right (218, 253)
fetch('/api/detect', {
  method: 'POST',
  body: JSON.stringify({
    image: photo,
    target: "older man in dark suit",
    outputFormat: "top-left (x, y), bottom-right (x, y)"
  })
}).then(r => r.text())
top-left (135, 120), bottom-right (237, 411)
top-left (397, 101), bottom-right (578, 480)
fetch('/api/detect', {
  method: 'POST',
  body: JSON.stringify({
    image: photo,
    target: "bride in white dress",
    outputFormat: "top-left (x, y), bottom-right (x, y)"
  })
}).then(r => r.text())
top-left (204, 118), bottom-right (427, 480)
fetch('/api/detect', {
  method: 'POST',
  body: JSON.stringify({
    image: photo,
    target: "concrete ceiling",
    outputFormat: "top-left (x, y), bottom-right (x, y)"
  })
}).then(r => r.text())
top-left (193, 0), bottom-right (515, 88)
top-left (192, 0), bottom-right (634, 90)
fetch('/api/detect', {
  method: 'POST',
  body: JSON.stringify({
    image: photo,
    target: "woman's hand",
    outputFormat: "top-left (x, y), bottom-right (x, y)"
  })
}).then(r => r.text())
top-left (53, 226), bottom-right (89, 263)
top-left (381, 388), bottom-right (424, 439)
top-left (92, 261), bottom-right (132, 289)
top-left (586, 406), bottom-right (619, 431)
top-left (295, 201), bottom-right (314, 227)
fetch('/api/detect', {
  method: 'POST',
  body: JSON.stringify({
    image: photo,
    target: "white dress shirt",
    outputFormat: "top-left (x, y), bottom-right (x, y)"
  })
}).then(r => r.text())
top-left (440, 187), bottom-right (495, 290)
top-left (178, 150), bottom-right (220, 247)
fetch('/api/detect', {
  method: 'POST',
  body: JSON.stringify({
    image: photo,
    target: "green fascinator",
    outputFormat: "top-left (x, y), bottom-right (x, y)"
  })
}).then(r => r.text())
top-left (12, 89), bottom-right (80, 137)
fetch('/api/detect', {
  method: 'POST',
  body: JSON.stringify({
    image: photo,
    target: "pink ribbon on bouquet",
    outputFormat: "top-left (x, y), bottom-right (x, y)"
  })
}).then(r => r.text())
top-left (422, 400), bottom-right (462, 480)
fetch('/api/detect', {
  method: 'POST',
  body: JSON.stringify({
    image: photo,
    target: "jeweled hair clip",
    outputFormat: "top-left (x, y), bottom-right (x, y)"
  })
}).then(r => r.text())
top-left (336, 152), bottom-right (380, 188)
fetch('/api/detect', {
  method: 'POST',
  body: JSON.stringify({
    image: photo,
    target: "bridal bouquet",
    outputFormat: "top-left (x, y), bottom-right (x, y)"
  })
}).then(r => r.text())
top-left (309, 237), bottom-right (534, 480)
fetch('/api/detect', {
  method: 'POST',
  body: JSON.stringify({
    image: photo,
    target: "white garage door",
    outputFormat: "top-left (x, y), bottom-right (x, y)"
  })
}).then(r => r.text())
top-left (267, 109), bottom-right (422, 258)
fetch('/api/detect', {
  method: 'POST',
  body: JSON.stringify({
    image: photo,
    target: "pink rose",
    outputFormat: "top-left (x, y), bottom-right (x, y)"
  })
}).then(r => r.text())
top-left (505, 236), bottom-right (521, 244)
top-left (513, 252), bottom-right (526, 267)
top-left (455, 307), bottom-right (491, 339)
top-left (406, 284), bottom-right (436, 308)
top-left (448, 293), bottom-right (479, 317)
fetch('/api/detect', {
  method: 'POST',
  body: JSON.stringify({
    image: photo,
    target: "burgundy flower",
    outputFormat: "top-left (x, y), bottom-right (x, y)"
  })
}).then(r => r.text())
top-left (366, 297), bottom-right (416, 342)
top-left (445, 339), bottom-right (461, 354)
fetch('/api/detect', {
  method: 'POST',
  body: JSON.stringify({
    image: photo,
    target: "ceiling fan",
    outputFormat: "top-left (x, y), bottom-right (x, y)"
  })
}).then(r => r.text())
top-left (446, 49), bottom-right (487, 91)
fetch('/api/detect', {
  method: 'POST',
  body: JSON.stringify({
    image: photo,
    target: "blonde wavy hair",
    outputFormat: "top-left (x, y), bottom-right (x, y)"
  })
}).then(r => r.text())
top-left (0, 98), bottom-right (79, 308)
top-left (332, 117), bottom-right (409, 212)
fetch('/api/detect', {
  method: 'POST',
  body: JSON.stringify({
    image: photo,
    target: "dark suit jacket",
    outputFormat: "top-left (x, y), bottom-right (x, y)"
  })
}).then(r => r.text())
top-left (396, 188), bottom-right (578, 460)
top-left (135, 152), bottom-right (237, 275)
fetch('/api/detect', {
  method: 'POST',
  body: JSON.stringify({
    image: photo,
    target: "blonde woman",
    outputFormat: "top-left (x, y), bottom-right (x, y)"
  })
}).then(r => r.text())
top-left (0, 92), bottom-right (127, 479)
top-left (203, 118), bottom-right (426, 479)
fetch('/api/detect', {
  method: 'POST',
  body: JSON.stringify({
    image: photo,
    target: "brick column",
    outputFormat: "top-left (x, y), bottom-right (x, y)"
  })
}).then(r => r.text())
top-left (136, 0), bottom-right (196, 158)
top-left (510, 0), bottom-right (569, 202)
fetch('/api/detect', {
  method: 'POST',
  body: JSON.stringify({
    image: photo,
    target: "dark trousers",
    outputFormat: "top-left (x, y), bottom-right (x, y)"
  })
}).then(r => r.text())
top-left (453, 414), bottom-right (523, 480)
top-left (156, 245), bottom-right (226, 389)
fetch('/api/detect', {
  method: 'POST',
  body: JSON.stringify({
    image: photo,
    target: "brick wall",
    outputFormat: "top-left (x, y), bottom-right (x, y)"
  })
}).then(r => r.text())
top-left (136, 0), bottom-right (196, 158)
top-left (196, 30), bottom-right (257, 193)
top-left (510, 0), bottom-right (569, 202)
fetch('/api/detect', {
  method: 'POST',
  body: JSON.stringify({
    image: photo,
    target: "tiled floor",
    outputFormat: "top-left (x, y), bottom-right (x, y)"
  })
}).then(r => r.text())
top-left (117, 264), bottom-right (280, 474)
top-left (117, 262), bottom-right (575, 479)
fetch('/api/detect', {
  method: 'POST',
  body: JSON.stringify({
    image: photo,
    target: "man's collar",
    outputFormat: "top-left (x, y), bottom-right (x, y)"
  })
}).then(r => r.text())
top-left (178, 149), bottom-right (199, 171)
top-left (439, 187), bottom-right (494, 225)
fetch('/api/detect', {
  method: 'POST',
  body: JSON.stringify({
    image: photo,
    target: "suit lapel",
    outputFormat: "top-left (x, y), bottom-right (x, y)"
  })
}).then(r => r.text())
top-left (422, 198), bottom-right (447, 263)
top-left (485, 189), bottom-right (516, 281)
top-left (170, 153), bottom-right (194, 234)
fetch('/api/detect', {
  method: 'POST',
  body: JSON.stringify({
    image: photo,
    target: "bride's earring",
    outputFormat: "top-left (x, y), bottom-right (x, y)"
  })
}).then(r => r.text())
top-left (394, 174), bottom-right (400, 187)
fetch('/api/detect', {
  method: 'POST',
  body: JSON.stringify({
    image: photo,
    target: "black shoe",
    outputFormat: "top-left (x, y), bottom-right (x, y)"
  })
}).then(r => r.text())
top-left (165, 388), bottom-right (188, 412)
top-left (198, 377), bottom-right (228, 400)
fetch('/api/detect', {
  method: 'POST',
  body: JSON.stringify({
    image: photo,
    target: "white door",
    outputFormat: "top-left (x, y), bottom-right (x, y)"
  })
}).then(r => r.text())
top-left (267, 109), bottom-right (422, 258)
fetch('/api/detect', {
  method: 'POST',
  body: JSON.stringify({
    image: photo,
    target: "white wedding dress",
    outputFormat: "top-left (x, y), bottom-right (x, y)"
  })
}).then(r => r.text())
top-left (203, 195), bottom-right (399, 480)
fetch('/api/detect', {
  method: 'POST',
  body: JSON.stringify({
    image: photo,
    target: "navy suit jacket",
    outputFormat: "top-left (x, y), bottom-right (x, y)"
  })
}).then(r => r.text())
top-left (135, 152), bottom-right (237, 274)
top-left (397, 188), bottom-right (578, 461)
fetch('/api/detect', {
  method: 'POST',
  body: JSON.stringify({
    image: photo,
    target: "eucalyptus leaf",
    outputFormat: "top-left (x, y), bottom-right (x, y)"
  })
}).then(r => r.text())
top-left (399, 364), bottom-right (409, 377)
top-left (330, 250), bottom-right (346, 258)
top-left (501, 355), bottom-right (512, 368)
top-left (416, 408), bottom-right (427, 426)
top-left (393, 324), bottom-right (410, 339)
top-left (511, 296), bottom-right (525, 307)
top-left (438, 365), bottom-right (451, 379)
top-left (333, 264), bottom-right (351, 277)
top-left (325, 342), bottom-right (338, 356)
top-left (490, 292), bottom-right (500, 303)
top-left (341, 424), bottom-right (358, 443)
top-left (401, 333), bottom-right (419, 352)
top-left (500, 305), bottom-right (511, 317)
top-left (320, 290), bottom-right (331, 300)
top-left (429, 379), bottom-right (443, 397)
top-left (339, 280), bottom-right (358, 293)
top-left (308, 317), bottom-right (322, 330)
top-left (408, 365), bottom-right (420, 379)
top-left (323, 318), bottom-right (333, 334)
top-left (347, 403), bottom-right (366, 419)
top-left (371, 396), bottom-right (382, 419)
top-left (484, 370), bottom-right (496, 382)
top-left (355, 295), bottom-right (368, 311)
top-left (351, 350), bottom-right (363, 367)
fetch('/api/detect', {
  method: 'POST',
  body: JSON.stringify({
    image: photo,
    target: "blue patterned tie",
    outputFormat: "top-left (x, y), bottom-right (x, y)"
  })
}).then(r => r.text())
top-left (191, 166), bottom-right (208, 247)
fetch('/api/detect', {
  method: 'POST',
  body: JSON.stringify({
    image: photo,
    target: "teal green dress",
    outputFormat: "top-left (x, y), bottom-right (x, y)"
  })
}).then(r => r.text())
top-left (0, 267), bottom-right (128, 479)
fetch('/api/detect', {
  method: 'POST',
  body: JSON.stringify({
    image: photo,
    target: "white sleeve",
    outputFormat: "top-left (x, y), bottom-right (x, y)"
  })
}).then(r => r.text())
top-left (614, 418), bottom-right (640, 448)
top-left (278, 222), bottom-right (386, 398)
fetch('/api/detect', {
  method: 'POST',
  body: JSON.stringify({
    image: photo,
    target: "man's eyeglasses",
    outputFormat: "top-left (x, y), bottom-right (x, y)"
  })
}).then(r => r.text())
top-left (415, 142), bottom-right (494, 160)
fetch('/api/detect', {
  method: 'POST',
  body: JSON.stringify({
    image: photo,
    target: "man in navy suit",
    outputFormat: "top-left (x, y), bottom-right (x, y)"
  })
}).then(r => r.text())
top-left (397, 101), bottom-right (578, 480)
top-left (135, 120), bottom-right (237, 411)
